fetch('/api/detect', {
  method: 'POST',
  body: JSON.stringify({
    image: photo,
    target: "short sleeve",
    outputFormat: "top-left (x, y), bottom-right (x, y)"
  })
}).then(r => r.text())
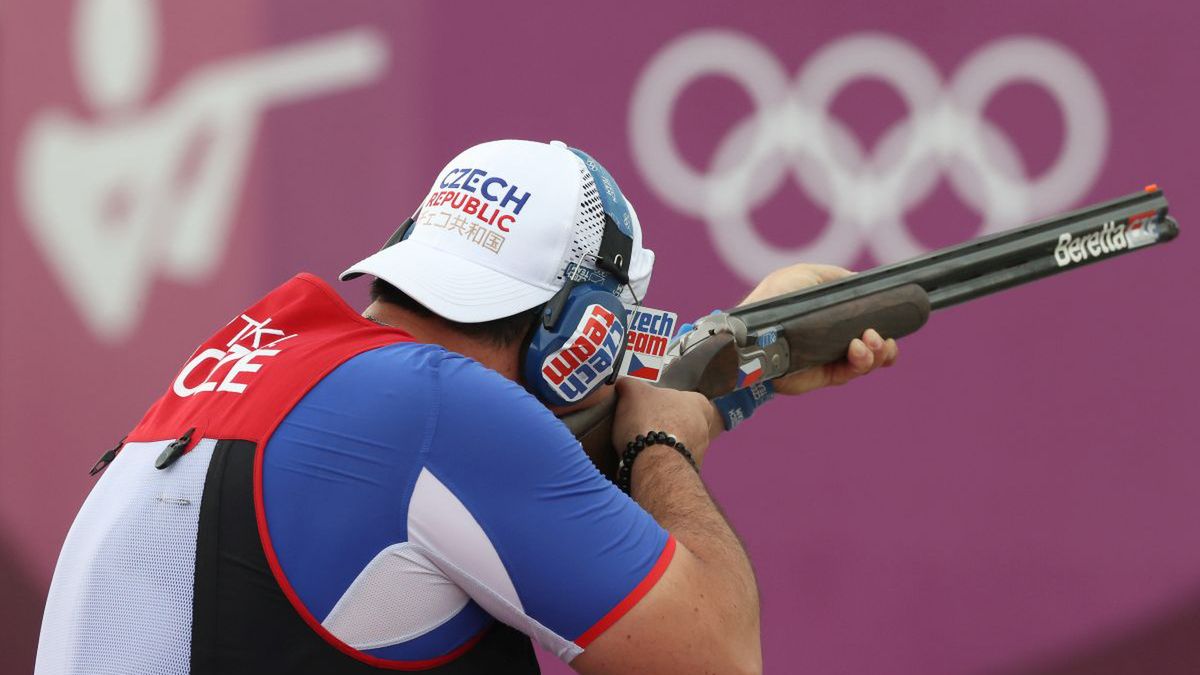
top-left (413, 353), bottom-right (673, 662)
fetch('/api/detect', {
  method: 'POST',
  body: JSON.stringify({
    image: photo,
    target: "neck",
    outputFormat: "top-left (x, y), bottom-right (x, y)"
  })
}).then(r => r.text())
top-left (363, 300), bottom-right (521, 382)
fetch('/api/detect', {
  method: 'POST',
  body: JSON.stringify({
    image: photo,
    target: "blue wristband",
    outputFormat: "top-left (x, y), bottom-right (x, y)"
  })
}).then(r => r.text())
top-left (712, 380), bottom-right (775, 430)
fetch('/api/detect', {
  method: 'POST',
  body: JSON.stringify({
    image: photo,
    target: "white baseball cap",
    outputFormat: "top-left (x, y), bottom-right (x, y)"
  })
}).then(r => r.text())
top-left (341, 139), bottom-right (654, 322)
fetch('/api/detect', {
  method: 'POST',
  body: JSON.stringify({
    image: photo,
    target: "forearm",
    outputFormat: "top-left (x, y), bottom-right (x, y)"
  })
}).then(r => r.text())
top-left (631, 447), bottom-right (761, 660)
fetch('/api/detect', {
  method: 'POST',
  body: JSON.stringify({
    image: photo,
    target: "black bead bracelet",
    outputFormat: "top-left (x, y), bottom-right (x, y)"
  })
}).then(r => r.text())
top-left (616, 431), bottom-right (698, 494)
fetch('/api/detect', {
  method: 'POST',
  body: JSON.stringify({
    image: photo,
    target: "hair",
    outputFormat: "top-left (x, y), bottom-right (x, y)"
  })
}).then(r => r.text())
top-left (370, 277), bottom-right (542, 348)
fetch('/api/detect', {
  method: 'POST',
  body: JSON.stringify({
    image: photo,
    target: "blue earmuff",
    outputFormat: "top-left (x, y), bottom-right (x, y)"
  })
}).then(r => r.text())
top-left (521, 147), bottom-right (635, 407)
top-left (523, 267), bottom-right (629, 407)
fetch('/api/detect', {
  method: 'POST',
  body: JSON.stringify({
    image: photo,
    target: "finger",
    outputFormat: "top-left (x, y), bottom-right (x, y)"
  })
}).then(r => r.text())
top-left (846, 338), bottom-right (874, 375)
top-left (862, 328), bottom-right (887, 371)
top-left (882, 338), bottom-right (899, 367)
top-left (772, 332), bottom-right (891, 394)
top-left (869, 330), bottom-right (892, 372)
top-left (823, 358), bottom-right (866, 387)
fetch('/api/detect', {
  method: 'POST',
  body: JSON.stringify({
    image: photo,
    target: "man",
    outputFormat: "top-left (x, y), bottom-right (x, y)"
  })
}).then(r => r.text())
top-left (36, 139), bottom-right (896, 674)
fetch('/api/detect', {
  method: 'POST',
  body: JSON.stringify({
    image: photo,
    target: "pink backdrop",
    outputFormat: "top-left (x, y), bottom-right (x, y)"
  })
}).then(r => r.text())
top-left (3, 1), bottom-right (1199, 673)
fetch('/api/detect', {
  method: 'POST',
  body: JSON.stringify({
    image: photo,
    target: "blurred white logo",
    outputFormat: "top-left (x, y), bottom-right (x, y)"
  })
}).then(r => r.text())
top-left (629, 31), bottom-right (1109, 283)
top-left (17, 0), bottom-right (389, 342)
top-left (173, 313), bottom-right (296, 398)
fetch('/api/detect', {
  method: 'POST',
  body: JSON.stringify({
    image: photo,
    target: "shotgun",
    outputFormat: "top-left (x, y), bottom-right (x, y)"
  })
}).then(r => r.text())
top-left (563, 187), bottom-right (1180, 476)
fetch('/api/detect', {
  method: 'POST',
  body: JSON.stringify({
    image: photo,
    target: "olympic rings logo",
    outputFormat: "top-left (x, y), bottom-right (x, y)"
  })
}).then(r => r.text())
top-left (629, 31), bottom-right (1109, 282)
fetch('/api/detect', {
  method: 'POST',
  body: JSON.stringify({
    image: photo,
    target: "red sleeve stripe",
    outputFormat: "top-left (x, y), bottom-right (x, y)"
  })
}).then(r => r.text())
top-left (574, 535), bottom-right (677, 649)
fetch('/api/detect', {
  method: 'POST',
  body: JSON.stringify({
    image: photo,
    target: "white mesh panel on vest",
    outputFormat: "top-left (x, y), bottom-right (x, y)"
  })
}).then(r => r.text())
top-left (35, 439), bottom-right (216, 675)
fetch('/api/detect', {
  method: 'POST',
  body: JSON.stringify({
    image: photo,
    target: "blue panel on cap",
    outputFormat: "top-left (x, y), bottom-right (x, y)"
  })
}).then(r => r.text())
top-left (568, 147), bottom-right (633, 237)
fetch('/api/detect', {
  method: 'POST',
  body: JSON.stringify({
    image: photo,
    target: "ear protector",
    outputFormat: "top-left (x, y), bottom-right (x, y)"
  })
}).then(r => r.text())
top-left (370, 147), bottom-right (636, 407)
top-left (521, 147), bottom-right (635, 407)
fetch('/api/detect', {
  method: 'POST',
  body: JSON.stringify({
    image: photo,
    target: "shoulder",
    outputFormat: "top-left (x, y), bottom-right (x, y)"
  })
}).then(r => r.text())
top-left (429, 349), bottom-right (576, 449)
top-left (328, 341), bottom-right (530, 398)
top-left (313, 342), bottom-right (569, 443)
top-left (328, 340), bottom-right (451, 387)
top-left (310, 342), bottom-right (518, 409)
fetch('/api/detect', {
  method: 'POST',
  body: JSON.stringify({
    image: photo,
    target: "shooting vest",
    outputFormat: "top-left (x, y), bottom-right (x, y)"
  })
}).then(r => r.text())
top-left (36, 274), bottom-right (539, 674)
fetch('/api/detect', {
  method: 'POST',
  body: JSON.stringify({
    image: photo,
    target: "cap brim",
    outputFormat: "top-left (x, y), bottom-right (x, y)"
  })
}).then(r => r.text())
top-left (340, 240), bottom-right (557, 323)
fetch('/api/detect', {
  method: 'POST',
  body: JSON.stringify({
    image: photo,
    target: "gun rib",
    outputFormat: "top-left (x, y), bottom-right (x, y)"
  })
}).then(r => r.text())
top-left (731, 189), bottom-right (1175, 328)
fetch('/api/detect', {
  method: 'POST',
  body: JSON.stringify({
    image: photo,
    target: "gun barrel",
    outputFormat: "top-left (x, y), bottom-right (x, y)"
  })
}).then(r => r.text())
top-left (929, 217), bottom-right (1179, 309)
top-left (731, 188), bottom-right (1175, 328)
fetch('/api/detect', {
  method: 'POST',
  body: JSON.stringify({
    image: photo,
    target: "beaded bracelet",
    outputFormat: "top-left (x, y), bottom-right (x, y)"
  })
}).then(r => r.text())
top-left (616, 431), bottom-right (698, 494)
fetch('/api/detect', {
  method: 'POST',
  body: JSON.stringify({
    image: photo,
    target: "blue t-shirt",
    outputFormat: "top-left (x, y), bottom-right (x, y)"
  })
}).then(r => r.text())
top-left (261, 342), bottom-right (673, 664)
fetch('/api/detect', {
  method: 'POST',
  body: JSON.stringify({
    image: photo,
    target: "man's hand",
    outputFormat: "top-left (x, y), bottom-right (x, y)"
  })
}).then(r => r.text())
top-left (611, 378), bottom-right (722, 466)
top-left (740, 263), bottom-right (898, 395)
